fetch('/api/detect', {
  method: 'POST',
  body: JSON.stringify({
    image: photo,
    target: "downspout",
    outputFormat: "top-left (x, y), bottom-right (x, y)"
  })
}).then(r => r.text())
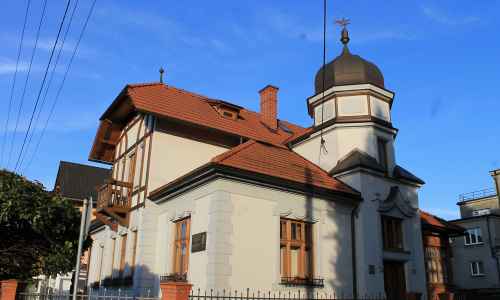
top-left (486, 215), bottom-right (500, 284)
top-left (351, 203), bottom-right (359, 299)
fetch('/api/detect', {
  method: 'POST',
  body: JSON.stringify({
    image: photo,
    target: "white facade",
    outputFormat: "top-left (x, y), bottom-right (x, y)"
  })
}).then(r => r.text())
top-left (87, 63), bottom-right (426, 300)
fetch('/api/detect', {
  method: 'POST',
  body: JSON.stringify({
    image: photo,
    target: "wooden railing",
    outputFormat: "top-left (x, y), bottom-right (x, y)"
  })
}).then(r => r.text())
top-left (97, 180), bottom-right (133, 210)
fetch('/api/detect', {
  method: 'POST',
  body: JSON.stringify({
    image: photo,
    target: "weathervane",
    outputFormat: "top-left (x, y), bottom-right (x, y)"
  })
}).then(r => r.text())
top-left (335, 17), bottom-right (351, 45)
top-left (335, 17), bottom-right (350, 29)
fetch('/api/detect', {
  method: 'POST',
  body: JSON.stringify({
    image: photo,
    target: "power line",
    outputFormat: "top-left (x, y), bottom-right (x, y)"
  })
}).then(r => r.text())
top-left (14, 0), bottom-right (72, 172)
top-left (18, 0), bottom-right (80, 170)
top-left (318, 0), bottom-right (328, 165)
top-left (23, 0), bottom-right (97, 173)
top-left (1, 0), bottom-right (32, 168)
top-left (7, 0), bottom-right (48, 169)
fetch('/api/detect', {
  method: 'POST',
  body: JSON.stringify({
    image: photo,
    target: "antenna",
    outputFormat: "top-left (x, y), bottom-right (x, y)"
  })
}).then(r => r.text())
top-left (159, 67), bottom-right (165, 83)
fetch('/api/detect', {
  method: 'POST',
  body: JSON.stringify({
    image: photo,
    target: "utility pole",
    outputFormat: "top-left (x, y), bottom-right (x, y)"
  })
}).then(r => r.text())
top-left (72, 197), bottom-right (90, 300)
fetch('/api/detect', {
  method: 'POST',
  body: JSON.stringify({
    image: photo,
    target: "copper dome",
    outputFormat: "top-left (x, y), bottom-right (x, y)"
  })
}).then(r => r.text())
top-left (314, 30), bottom-right (384, 94)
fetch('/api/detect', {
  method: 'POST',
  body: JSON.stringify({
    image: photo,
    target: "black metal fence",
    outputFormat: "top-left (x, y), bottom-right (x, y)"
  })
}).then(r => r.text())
top-left (16, 293), bottom-right (159, 300)
top-left (188, 289), bottom-right (385, 300)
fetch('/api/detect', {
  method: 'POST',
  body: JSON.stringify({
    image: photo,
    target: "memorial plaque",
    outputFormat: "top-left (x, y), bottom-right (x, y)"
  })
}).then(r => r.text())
top-left (191, 232), bottom-right (207, 253)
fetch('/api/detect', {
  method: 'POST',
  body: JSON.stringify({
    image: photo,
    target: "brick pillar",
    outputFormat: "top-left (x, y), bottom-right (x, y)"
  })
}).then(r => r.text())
top-left (1, 280), bottom-right (18, 300)
top-left (160, 281), bottom-right (192, 300)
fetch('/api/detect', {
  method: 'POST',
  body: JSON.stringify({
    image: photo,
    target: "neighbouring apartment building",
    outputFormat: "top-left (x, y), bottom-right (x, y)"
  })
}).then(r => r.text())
top-left (86, 28), bottom-right (428, 300)
top-left (420, 211), bottom-right (464, 300)
top-left (449, 169), bottom-right (500, 294)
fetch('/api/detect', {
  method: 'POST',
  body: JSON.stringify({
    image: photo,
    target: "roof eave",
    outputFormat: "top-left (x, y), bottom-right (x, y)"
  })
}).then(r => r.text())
top-left (149, 162), bottom-right (362, 204)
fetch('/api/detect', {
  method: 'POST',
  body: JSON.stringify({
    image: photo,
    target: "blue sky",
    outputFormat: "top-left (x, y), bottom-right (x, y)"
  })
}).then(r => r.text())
top-left (1, 1), bottom-right (499, 219)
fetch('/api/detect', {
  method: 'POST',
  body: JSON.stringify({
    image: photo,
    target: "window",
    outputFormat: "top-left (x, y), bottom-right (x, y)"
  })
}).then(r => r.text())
top-left (280, 218), bottom-right (313, 279)
top-left (173, 217), bottom-right (190, 275)
top-left (470, 261), bottom-right (484, 276)
top-left (130, 231), bottom-right (138, 276)
top-left (119, 234), bottom-right (128, 277)
top-left (110, 238), bottom-right (116, 277)
top-left (128, 152), bottom-right (137, 187)
top-left (472, 209), bottom-right (490, 216)
top-left (464, 228), bottom-right (483, 245)
top-left (382, 216), bottom-right (403, 251)
top-left (377, 138), bottom-right (388, 171)
top-left (424, 247), bottom-right (448, 284)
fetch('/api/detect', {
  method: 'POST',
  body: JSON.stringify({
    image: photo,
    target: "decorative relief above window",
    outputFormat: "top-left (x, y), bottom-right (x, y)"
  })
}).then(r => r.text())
top-left (377, 186), bottom-right (417, 217)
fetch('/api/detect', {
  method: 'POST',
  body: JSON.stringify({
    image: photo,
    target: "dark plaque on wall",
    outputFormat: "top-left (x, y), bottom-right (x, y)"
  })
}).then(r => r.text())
top-left (191, 232), bottom-right (207, 253)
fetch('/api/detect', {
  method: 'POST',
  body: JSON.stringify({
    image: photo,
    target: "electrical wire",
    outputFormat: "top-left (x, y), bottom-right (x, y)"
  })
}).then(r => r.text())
top-left (14, 0), bottom-right (72, 172)
top-left (1, 0), bottom-right (32, 168)
top-left (318, 0), bottom-right (328, 165)
top-left (18, 0), bottom-right (80, 170)
top-left (23, 0), bottom-right (97, 173)
top-left (7, 0), bottom-right (48, 169)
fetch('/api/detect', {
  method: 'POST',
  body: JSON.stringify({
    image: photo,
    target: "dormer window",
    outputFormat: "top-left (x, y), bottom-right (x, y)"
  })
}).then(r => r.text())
top-left (221, 109), bottom-right (237, 119)
top-left (208, 99), bottom-right (242, 120)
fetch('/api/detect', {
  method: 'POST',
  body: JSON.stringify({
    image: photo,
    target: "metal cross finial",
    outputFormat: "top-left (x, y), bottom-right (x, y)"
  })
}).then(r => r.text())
top-left (335, 17), bottom-right (350, 29)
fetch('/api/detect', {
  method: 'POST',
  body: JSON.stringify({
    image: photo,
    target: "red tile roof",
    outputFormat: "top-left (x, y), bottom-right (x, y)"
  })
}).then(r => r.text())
top-left (104, 83), bottom-right (308, 145)
top-left (420, 210), bottom-right (464, 233)
top-left (211, 140), bottom-right (359, 195)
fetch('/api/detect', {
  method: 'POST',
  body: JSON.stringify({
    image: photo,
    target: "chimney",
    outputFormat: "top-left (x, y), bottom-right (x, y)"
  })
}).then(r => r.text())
top-left (491, 169), bottom-right (500, 203)
top-left (259, 85), bottom-right (279, 130)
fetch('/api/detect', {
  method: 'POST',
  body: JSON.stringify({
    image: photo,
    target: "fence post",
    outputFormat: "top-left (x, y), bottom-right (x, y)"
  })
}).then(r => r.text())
top-left (159, 281), bottom-right (192, 300)
top-left (0, 280), bottom-right (18, 300)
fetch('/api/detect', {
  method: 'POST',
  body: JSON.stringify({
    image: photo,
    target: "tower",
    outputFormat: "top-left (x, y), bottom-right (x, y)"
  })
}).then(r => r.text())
top-left (293, 25), bottom-right (396, 174)
top-left (291, 25), bottom-right (427, 299)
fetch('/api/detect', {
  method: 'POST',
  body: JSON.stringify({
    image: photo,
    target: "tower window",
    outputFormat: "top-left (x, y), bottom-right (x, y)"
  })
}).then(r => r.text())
top-left (381, 216), bottom-right (403, 251)
top-left (377, 138), bottom-right (388, 171)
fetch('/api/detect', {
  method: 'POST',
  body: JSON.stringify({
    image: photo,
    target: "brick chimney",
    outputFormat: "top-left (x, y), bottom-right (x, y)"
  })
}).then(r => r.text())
top-left (259, 85), bottom-right (279, 130)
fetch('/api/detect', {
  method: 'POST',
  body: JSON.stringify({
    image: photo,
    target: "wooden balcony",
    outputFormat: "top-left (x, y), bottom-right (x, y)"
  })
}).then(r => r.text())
top-left (95, 180), bottom-right (132, 227)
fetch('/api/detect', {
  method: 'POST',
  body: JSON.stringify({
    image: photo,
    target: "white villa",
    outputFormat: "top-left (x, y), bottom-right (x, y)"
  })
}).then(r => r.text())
top-left (86, 28), bottom-right (427, 300)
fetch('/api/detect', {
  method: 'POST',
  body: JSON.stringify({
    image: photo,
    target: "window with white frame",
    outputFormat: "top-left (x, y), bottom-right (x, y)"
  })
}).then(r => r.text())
top-left (472, 209), bottom-right (490, 216)
top-left (464, 228), bottom-right (483, 245)
top-left (470, 261), bottom-right (484, 276)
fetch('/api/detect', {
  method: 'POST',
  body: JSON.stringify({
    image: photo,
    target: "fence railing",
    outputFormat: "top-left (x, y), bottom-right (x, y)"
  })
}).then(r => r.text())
top-left (16, 292), bottom-right (159, 300)
top-left (188, 289), bottom-right (385, 300)
top-left (96, 180), bottom-right (132, 210)
top-left (458, 188), bottom-right (496, 202)
top-left (16, 289), bottom-right (386, 300)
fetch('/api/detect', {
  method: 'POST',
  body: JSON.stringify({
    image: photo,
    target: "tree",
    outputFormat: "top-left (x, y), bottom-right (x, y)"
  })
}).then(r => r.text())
top-left (0, 169), bottom-right (90, 281)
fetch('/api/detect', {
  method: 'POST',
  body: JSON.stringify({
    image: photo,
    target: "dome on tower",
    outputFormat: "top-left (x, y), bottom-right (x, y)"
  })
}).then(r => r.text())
top-left (314, 28), bottom-right (384, 94)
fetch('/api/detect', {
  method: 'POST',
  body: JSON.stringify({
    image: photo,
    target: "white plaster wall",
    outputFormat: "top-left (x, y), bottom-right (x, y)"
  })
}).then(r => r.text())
top-left (337, 172), bottom-right (427, 299)
top-left (370, 97), bottom-right (390, 122)
top-left (337, 95), bottom-right (368, 116)
top-left (88, 228), bottom-right (109, 285)
top-left (314, 99), bottom-right (335, 126)
top-left (148, 130), bottom-right (228, 191)
top-left (150, 178), bottom-right (356, 294)
top-left (293, 124), bottom-right (396, 174)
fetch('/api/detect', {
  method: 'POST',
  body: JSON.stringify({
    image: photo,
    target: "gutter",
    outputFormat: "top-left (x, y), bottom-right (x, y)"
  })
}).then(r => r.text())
top-left (351, 203), bottom-right (360, 299)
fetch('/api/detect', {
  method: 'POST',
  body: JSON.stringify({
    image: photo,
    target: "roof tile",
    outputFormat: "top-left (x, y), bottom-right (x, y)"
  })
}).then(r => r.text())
top-left (211, 140), bottom-right (358, 195)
